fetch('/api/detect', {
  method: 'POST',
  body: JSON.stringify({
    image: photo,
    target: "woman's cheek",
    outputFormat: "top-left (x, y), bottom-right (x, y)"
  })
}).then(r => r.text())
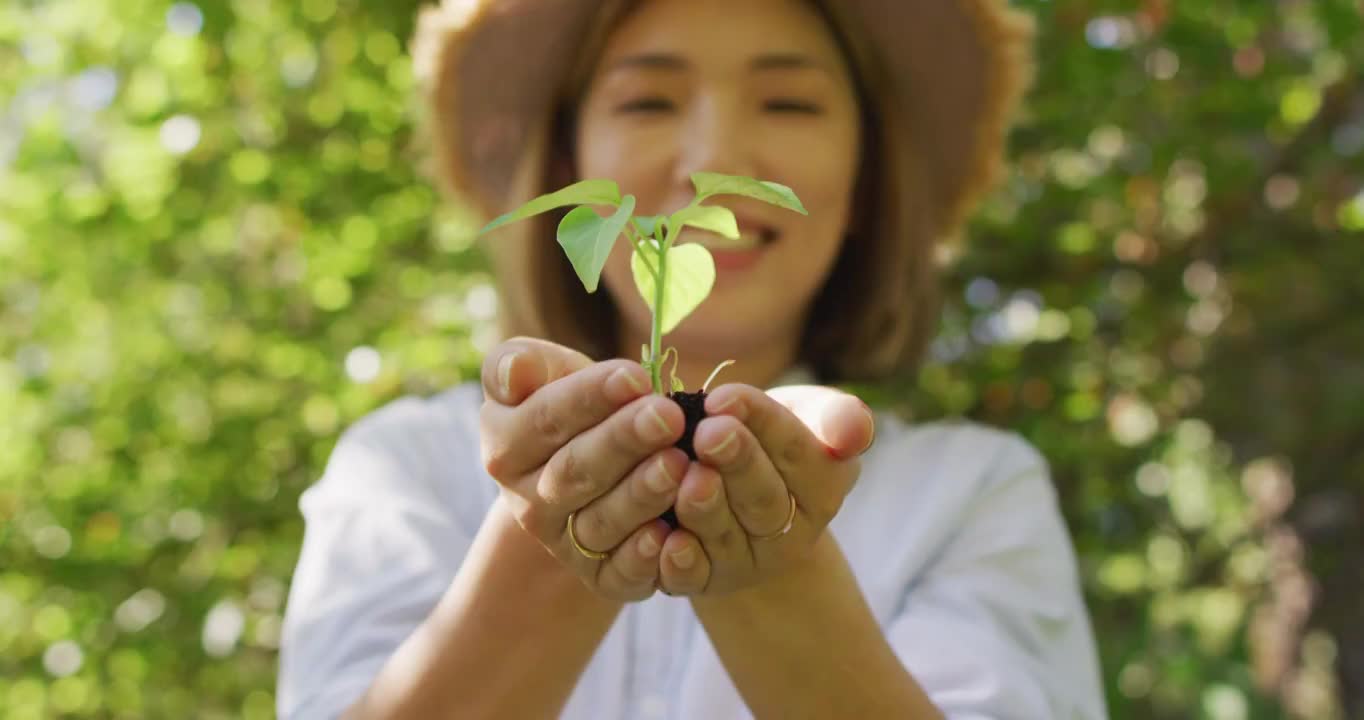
top-left (581, 122), bottom-right (672, 179)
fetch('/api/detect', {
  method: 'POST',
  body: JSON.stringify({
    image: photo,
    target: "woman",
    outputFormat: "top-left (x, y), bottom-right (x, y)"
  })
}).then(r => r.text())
top-left (279, 0), bottom-right (1107, 717)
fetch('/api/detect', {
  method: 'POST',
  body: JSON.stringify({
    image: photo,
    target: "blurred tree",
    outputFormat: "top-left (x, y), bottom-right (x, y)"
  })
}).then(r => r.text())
top-left (0, 0), bottom-right (1359, 718)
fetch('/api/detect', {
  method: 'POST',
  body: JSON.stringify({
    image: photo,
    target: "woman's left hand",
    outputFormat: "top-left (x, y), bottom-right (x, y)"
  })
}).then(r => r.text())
top-left (657, 383), bottom-right (874, 596)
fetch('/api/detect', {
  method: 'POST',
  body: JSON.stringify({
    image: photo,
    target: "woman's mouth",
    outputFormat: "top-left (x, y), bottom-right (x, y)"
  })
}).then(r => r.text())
top-left (697, 224), bottom-right (779, 274)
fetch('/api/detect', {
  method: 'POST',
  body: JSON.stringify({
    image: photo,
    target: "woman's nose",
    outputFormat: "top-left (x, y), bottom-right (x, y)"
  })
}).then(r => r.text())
top-left (673, 93), bottom-right (755, 184)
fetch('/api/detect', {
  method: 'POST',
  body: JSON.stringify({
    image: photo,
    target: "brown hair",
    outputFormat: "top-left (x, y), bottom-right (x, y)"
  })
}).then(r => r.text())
top-left (481, 0), bottom-right (940, 385)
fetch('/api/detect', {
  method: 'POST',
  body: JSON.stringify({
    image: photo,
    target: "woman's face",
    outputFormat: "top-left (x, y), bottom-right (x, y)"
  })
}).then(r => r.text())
top-left (575, 0), bottom-right (862, 361)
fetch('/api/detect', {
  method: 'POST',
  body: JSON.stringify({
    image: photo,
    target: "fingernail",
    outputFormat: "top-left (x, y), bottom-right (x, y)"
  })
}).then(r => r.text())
top-left (670, 546), bottom-right (695, 569)
top-left (638, 531), bottom-right (660, 557)
top-left (497, 353), bottom-right (517, 398)
top-left (828, 399), bottom-right (875, 461)
top-left (706, 393), bottom-right (741, 417)
top-left (859, 403), bottom-right (876, 455)
top-left (829, 431), bottom-right (875, 462)
top-left (640, 405), bottom-right (673, 443)
top-left (608, 365), bottom-right (648, 403)
top-left (693, 485), bottom-right (720, 511)
top-left (645, 456), bottom-right (674, 493)
top-left (706, 430), bottom-right (738, 464)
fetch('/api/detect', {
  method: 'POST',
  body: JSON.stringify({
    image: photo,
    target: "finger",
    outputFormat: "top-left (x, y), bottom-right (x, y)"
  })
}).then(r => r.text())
top-left (766, 385), bottom-right (876, 461)
top-left (480, 358), bottom-right (653, 479)
top-left (594, 519), bottom-right (670, 602)
top-left (534, 394), bottom-right (684, 509)
top-left (567, 448), bottom-right (688, 554)
top-left (709, 384), bottom-right (875, 461)
top-left (658, 530), bottom-right (710, 596)
top-left (698, 384), bottom-right (856, 526)
top-left (691, 415), bottom-right (792, 539)
top-left (672, 463), bottom-right (752, 581)
top-left (480, 337), bottom-right (593, 406)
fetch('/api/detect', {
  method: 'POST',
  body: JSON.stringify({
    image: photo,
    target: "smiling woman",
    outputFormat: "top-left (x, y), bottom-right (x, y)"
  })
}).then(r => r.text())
top-left (440, 0), bottom-right (953, 388)
top-left (575, 0), bottom-right (864, 392)
top-left (276, 1), bottom-right (1107, 719)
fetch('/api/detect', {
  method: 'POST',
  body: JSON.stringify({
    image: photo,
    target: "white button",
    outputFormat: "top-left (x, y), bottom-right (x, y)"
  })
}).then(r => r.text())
top-left (640, 694), bottom-right (668, 719)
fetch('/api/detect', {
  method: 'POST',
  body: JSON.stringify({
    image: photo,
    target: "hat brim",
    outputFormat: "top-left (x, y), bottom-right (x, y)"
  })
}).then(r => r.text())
top-left (413, 0), bottom-right (1034, 241)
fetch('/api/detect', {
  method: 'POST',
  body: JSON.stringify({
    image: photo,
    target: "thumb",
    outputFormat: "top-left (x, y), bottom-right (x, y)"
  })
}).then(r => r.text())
top-left (765, 385), bottom-right (876, 461)
top-left (481, 337), bottom-right (593, 406)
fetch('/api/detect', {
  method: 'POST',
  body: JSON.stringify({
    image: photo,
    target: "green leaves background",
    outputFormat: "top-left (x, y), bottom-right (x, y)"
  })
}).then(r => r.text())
top-left (1, 0), bottom-right (1361, 718)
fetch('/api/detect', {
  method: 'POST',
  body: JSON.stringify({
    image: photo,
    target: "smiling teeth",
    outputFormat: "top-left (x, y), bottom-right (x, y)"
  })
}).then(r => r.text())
top-left (703, 231), bottom-right (764, 251)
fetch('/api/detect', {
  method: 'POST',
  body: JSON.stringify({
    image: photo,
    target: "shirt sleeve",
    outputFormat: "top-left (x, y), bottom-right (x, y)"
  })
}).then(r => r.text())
top-left (884, 434), bottom-right (1107, 720)
top-left (276, 394), bottom-right (485, 719)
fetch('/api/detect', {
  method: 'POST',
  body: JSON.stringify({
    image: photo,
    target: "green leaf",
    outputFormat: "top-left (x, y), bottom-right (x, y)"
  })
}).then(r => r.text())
top-left (669, 205), bottom-right (739, 239)
top-left (479, 179), bottom-right (622, 235)
top-left (631, 244), bottom-right (716, 335)
top-left (670, 374), bottom-right (685, 393)
top-left (690, 172), bottom-right (807, 215)
top-left (632, 214), bottom-right (663, 237)
top-left (556, 195), bottom-right (635, 293)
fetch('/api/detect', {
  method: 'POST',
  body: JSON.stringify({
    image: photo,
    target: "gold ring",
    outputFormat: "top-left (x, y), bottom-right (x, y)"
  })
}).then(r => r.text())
top-left (566, 511), bottom-right (609, 560)
top-left (750, 493), bottom-right (797, 541)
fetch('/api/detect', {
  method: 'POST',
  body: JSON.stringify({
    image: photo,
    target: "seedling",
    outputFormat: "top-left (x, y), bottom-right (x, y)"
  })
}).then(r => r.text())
top-left (478, 171), bottom-right (806, 395)
top-left (479, 172), bottom-right (807, 526)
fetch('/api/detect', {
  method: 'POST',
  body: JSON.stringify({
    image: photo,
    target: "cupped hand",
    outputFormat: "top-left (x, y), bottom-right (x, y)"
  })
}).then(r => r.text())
top-left (479, 337), bottom-right (690, 603)
top-left (655, 383), bottom-right (874, 596)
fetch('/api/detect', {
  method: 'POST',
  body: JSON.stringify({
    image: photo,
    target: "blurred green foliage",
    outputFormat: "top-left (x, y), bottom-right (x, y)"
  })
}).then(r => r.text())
top-left (1, 0), bottom-right (1360, 718)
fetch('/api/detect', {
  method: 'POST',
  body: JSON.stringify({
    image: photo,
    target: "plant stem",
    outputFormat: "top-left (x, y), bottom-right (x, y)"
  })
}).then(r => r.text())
top-left (649, 238), bottom-right (666, 394)
top-left (625, 227), bottom-right (659, 280)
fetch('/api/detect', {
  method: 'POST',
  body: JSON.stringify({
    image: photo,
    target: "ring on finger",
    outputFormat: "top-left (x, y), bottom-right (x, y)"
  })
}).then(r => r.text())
top-left (749, 492), bottom-right (797, 541)
top-left (566, 511), bottom-right (609, 560)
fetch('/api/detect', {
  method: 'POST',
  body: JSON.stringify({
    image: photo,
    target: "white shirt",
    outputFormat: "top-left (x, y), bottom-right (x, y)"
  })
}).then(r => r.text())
top-left (278, 375), bottom-right (1107, 719)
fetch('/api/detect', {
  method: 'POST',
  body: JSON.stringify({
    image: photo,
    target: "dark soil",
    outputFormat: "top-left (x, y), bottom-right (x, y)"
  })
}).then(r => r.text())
top-left (660, 389), bottom-right (707, 528)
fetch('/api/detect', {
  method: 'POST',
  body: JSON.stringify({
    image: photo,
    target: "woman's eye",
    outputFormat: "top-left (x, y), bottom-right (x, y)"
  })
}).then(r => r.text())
top-left (617, 97), bottom-right (674, 113)
top-left (614, 97), bottom-right (820, 114)
top-left (764, 99), bottom-right (822, 114)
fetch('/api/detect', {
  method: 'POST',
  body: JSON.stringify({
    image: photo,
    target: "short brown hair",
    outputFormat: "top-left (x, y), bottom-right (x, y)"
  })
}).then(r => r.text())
top-left (474, 0), bottom-right (941, 385)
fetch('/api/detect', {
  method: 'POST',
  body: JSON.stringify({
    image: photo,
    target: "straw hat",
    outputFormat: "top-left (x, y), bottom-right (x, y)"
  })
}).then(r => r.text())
top-left (411, 0), bottom-right (1034, 244)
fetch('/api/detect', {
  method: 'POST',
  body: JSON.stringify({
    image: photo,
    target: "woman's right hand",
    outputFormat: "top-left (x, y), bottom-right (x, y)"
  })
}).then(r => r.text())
top-left (479, 337), bottom-right (689, 603)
